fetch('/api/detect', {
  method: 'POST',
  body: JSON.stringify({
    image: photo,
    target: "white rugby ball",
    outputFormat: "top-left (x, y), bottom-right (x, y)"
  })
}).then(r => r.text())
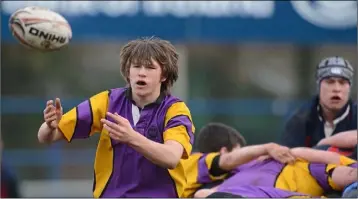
top-left (9, 6), bottom-right (72, 51)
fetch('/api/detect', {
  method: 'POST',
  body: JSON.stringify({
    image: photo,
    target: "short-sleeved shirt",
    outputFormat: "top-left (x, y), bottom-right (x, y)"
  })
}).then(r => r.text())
top-left (182, 152), bottom-right (227, 197)
top-left (183, 153), bottom-right (357, 197)
top-left (58, 87), bottom-right (195, 198)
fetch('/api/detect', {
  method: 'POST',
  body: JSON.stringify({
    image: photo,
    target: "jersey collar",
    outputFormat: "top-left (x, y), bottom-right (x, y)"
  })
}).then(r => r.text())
top-left (125, 87), bottom-right (165, 106)
top-left (316, 98), bottom-right (351, 125)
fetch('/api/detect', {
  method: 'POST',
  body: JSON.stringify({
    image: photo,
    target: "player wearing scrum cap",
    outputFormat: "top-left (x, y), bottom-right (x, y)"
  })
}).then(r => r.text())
top-left (280, 56), bottom-right (356, 149)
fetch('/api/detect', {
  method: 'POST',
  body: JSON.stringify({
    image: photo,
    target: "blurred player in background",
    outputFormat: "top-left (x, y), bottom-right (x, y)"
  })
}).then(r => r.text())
top-left (1, 138), bottom-right (21, 198)
top-left (281, 56), bottom-right (356, 148)
top-left (186, 123), bottom-right (357, 198)
top-left (196, 154), bottom-right (357, 198)
top-left (184, 123), bottom-right (248, 196)
top-left (183, 123), bottom-right (296, 198)
top-left (37, 37), bottom-right (195, 198)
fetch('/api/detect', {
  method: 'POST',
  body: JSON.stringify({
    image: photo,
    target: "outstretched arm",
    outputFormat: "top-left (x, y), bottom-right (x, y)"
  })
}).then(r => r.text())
top-left (189, 143), bottom-right (295, 189)
top-left (290, 147), bottom-right (342, 164)
top-left (317, 130), bottom-right (357, 148)
top-left (219, 143), bottom-right (295, 171)
top-left (132, 102), bottom-right (194, 169)
top-left (129, 136), bottom-right (184, 169)
top-left (38, 91), bottom-right (109, 144)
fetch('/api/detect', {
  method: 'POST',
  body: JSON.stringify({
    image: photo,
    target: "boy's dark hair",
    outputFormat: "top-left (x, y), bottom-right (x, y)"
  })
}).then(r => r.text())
top-left (120, 36), bottom-right (179, 94)
top-left (195, 123), bottom-right (247, 153)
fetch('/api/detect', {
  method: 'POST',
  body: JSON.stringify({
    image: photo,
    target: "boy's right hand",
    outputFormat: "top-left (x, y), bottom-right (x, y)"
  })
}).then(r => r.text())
top-left (267, 143), bottom-right (296, 164)
top-left (43, 98), bottom-right (63, 129)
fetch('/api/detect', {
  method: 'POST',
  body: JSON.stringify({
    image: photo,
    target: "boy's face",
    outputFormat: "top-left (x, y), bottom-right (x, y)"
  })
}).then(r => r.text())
top-left (319, 77), bottom-right (350, 111)
top-left (129, 58), bottom-right (166, 98)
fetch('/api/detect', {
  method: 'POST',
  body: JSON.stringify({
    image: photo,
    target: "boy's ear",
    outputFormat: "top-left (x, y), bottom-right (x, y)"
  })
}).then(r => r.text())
top-left (220, 147), bottom-right (229, 154)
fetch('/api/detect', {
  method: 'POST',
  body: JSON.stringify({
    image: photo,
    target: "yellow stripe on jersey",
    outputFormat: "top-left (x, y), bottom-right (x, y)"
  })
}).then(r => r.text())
top-left (90, 91), bottom-right (110, 135)
top-left (326, 156), bottom-right (357, 191)
top-left (275, 162), bottom-right (297, 192)
top-left (168, 160), bottom-right (186, 198)
top-left (339, 155), bottom-right (356, 166)
top-left (276, 159), bottom-right (324, 197)
top-left (164, 101), bottom-right (194, 128)
top-left (93, 131), bottom-right (113, 198)
top-left (58, 90), bottom-right (109, 142)
top-left (163, 102), bottom-right (195, 198)
top-left (277, 157), bottom-right (357, 196)
top-left (164, 125), bottom-right (192, 158)
top-left (182, 153), bottom-right (203, 198)
top-left (182, 152), bottom-right (224, 198)
top-left (58, 107), bottom-right (77, 142)
top-left (163, 101), bottom-right (195, 158)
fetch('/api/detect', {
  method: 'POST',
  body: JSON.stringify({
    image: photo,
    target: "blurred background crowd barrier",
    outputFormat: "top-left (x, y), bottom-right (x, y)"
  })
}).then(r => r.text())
top-left (1, 1), bottom-right (357, 197)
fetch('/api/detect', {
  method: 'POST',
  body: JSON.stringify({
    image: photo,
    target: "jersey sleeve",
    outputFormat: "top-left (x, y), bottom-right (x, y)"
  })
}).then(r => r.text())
top-left (198, 153), bottom-right (229, 183)
top-left (163, 101), bottom-right (195, 158)
top-left (309, 156), bottom-right (357, 192)
top-left (58, 90), bottom-right (109, 142)
top-left (183, 153), bottom-right (228, 198)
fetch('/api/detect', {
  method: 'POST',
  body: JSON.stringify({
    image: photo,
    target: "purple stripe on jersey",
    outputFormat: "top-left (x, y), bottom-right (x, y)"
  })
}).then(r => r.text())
top-left (308, 163), bottom-right (331, 191)
top-left (219, 160), bottom-right (282, 190)
top-left (101, 88), bottom-right (179, 197)
top-left (349, 162), bottom-right (358, 168)
top-left (217, 160), bottom-right (311, 197)
top-left (197, 154), bottom-right (212, 184)
top-left (164, 115), bottom-right (194, 145)
top-left (73, 100), bottom-right (93, 139)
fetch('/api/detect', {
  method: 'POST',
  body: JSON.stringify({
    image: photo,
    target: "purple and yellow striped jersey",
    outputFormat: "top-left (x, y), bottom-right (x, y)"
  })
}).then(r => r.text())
top-left (183, 153), bottom-right (357, 198)
top-left (183, 152), bottom-right (227, 197)
top-left (58, 87), bottom-right (195, 198)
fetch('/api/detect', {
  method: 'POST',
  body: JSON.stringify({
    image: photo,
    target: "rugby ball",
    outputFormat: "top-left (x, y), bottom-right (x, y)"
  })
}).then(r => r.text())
top-left (9, 6), bottom-right (72, 51)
